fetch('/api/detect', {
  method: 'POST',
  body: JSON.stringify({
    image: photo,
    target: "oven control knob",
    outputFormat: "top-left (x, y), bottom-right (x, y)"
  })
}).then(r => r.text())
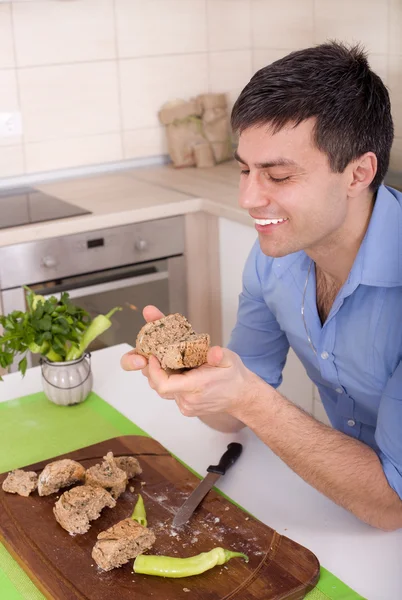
top-left (135, 239), bottom-right (148, 252)
top-left (42, 256), bottom-right (58, 269)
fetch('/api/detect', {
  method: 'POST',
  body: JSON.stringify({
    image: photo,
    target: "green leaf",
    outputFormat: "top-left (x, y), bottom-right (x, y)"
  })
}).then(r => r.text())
top-left (51, 324), bottom-right (68, 335)
top-left (38, 315), bottom-right (52, 331)
top-left (18, 356), bottom-right (28, 376)
top-left (4, 318), bottom-right (15, 330)
top-left (34, 304), bottom-right (44, 320)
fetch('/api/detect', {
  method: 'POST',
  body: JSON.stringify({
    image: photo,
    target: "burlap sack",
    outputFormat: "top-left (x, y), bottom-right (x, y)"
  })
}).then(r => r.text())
top-left (193, 142), bottom-right (215, 168)
top-left (158, 100), bottom-right (207, 167)
top-left (196, 93), bottom-right (232, 163)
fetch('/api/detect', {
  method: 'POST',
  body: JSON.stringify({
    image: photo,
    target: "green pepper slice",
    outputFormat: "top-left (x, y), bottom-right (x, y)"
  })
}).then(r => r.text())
top-left (133, 547), bottom-right (248, 578)
top-left (131, 494), bottom-right (147, 527)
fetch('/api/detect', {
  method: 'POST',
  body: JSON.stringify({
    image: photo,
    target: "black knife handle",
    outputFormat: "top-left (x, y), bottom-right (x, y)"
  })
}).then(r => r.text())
top-left (206, 442), bottom-right (243, 476)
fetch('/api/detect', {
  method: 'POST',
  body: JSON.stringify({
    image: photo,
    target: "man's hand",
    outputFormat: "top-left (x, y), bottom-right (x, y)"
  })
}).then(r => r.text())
top-left (120, 306), bottom-right (255, 431)
top-left (145, 344), bottom-right (262, 418)
top-left (120, 304), bottom-right (164, 372)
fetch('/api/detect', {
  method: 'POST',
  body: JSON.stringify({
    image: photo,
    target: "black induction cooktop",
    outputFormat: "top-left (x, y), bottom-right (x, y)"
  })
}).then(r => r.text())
top-left (0, 187), bottom-right (91, 230)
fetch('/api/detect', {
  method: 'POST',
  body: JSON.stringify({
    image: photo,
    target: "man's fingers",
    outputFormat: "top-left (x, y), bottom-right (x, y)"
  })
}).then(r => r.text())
top-left (120, 350), bottom-right (147, 371)
top-left (148, 355), bottom-right (191, 395)
top-left (121, 306), bottom-right (164, 371)
top-left (148, 354), bottom-right (170, 393)
top-left (207, 346), bottom-right (233, 368)
top-left (143, 305), bottom-right (165, 323)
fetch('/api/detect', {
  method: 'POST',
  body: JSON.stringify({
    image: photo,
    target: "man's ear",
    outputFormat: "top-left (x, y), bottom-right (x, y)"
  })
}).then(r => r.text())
top-left (347, 152), bottom-right (377, 197)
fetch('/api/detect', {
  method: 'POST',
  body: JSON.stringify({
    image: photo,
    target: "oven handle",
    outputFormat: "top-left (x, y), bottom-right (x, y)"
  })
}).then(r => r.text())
top-left (41, 271), bottom-right (169, 300)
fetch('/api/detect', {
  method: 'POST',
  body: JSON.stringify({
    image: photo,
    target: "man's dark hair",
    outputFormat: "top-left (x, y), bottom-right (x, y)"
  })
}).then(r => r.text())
top-left (231, 42), bottom-right (394, 192)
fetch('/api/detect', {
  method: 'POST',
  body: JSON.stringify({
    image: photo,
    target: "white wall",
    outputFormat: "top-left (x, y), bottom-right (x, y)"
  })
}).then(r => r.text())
top-left (218, 217), bottom-right (319, 416)
top-left (1, 0), bottom-right (401, 179)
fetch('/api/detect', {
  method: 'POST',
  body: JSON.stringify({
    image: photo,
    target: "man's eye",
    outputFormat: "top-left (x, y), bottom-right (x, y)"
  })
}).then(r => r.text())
top-left (269, 176), bottom-right (290, 183)
top-left (240, 169), bottom-right (250, 175)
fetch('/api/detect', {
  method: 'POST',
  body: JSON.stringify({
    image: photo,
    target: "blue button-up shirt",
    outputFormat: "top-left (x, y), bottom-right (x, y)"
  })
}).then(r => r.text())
top-left (228, 184), bottom-right (402, 499)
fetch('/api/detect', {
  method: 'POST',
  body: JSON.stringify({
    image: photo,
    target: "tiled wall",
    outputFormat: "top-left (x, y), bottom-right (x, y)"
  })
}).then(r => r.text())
top-left (1, 0), bottom-right (401, 178)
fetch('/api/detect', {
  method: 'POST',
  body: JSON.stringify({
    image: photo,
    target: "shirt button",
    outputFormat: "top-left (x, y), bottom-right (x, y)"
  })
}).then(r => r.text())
top-left (336, 387), bottom-right (343, 394)
top-left (347, 419), bottom-right (356, 427)
top-left (321, 351), bottom-right (329, 360)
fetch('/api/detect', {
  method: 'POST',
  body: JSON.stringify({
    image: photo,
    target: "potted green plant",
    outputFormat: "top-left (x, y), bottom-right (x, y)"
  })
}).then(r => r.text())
top-left (0, 288), bottom-right (121, 406)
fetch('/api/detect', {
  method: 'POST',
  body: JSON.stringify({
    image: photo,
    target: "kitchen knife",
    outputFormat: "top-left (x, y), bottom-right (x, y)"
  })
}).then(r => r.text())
top-left (172, 442), bottom-right (243, 528)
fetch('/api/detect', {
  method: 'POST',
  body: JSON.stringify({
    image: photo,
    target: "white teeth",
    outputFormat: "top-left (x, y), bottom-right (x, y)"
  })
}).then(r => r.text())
top-left (254, 218), bottom-right (288, 225)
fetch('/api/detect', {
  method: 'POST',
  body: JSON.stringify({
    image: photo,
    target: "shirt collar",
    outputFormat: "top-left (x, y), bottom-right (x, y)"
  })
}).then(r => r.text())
top-left (353, 184), bottom-right (402, 287)
top-left (273, 184), bottom-right (402, 287)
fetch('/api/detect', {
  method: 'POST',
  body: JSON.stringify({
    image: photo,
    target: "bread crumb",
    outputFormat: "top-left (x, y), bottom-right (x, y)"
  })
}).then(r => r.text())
top-left (183, 588), bottom-right (190, 593)
top-left (225, 506), bottom-right (230, 511)
top-left (245, 517), bottom-right (249, 520)
top-left (214, 517), bottom-right (220, 524)
top-left (129, 486), bottom-right (135, 493)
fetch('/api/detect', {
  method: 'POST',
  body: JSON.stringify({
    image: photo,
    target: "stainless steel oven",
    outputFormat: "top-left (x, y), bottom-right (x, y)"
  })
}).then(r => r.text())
top-left (0, 216), bottom-right (187, 370)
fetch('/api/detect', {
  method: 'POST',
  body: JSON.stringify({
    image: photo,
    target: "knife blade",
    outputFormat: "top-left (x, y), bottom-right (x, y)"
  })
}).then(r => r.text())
top-left (172, 442), bottom-right (243, 528)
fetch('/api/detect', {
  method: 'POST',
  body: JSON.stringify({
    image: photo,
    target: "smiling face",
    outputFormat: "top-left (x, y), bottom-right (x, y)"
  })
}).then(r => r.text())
top-left (236, 119), bottom-right (353, 258)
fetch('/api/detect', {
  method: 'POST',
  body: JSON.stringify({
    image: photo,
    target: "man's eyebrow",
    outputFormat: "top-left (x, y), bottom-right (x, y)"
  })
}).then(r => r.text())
top-left (233, 150), bottom-right (299, 169)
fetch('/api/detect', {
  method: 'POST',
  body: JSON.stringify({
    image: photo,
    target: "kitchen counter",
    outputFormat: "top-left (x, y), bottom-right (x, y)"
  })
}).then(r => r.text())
top-left (1, 343), bottom-right (401, 600)
top-left (0, 162), bottom-right (248, 248)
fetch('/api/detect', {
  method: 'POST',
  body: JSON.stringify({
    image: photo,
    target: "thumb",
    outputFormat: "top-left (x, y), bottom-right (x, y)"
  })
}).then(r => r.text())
top-left (207, 346), bottom-right (233, 369)
top-left (120, 349), bottom-right (147, 371)
top-left (143, 305), bottom-right (165, 323)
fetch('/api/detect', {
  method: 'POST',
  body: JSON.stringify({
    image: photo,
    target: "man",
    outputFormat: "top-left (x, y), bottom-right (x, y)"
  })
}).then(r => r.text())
top-left (121, 42), bottom-right (402, 531)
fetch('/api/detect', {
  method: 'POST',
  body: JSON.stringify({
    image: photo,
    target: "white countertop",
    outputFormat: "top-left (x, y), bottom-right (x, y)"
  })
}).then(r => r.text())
top-left (0, 162), bottom-right (250, 248)
top-left (1, 343), bottom-right (401, 600)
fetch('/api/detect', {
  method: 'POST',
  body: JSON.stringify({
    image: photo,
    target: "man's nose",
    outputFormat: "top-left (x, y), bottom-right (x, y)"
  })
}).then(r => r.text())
top-left (239, 175), bottom-right (270, 210)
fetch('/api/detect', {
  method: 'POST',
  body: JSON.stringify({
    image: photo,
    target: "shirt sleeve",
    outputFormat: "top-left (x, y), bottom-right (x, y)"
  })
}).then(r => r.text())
top-left (227, 240), bottom-right (289, 388)
top-left (374, 359), bottom-right (402, 499)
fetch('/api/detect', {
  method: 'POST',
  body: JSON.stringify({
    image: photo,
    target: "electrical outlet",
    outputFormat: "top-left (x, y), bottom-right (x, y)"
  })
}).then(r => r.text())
top-left (0, 112), bottom-right (23, 138)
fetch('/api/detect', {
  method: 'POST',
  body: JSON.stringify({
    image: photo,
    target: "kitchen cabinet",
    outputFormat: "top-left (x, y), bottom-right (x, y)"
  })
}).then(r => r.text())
top-left (218, 217), bottom-right (318, 416)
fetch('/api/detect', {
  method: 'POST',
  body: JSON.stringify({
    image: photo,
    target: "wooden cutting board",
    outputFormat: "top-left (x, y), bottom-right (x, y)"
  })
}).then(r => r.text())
top-left (0, 435), bottom-right (320, 600)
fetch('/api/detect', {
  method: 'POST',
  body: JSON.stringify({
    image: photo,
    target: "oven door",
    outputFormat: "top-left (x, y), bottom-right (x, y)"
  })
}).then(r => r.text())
top-left (2, 255), bottom-right (186, 370)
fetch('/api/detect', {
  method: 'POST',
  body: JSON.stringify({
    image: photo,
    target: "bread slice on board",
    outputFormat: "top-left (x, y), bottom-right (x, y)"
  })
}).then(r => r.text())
top-left (92, 518), bottom-right (156, 571)
top-left (135, 313), bottom-right (210, 370)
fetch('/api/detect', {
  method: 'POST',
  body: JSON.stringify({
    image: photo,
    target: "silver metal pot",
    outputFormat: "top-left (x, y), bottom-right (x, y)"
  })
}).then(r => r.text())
top-left (40, 353), bottom-right (93, 406)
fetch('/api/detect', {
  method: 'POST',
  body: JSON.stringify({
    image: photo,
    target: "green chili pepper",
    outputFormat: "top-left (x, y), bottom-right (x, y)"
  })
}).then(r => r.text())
top-left (33, 295), bottom-right (46, 309)
top-left (66, 307), bottom-right (122, 361)
top-left (28, 341), bottom-right (50, 356)
top-left (131, 494), bottom-right (147, 527)
top-left (28, 340), bottom-right (64, 362)
top-left (44, 348), bottom-right (63, 362)
top-left (133, 547), bottom-right (249, 578)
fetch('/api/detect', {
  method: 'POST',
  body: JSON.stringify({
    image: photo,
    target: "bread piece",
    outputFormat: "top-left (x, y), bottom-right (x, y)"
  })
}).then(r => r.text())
top-left (38, 459), bottom-right (85, 496)
top-left (2, 469), bottom-right (38, 497)
top-left (53, 485), bottom-right (116, 535)
top-left (114, 456), bottom-right (142, 479)
top-left (92, 518), bottom-right (156, 571)
top-left (136, 313), bottom-right (210, 370)
top-left (85, 452), bottom-right (127, 499)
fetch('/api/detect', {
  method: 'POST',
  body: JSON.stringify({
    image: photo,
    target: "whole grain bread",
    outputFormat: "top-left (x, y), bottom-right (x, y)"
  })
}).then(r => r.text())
top-left (114, 456), bottom-right (142, 479)
top-left (135, 313), bottom-right (210, 370)
top-left (53, 485), bottom-right (116, 535)
top-left (2, 469), bottom-right (38, 497)
top-left (92, 518), bottom-right (156, 571)
top-left (85, 452), bottom-right (127, 499)
top-left (38, 459), bottom-right (85, 496)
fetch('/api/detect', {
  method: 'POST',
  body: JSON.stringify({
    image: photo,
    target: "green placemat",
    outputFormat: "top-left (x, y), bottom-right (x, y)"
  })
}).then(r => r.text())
top-left (0, 391), bottom-right (365, 600)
